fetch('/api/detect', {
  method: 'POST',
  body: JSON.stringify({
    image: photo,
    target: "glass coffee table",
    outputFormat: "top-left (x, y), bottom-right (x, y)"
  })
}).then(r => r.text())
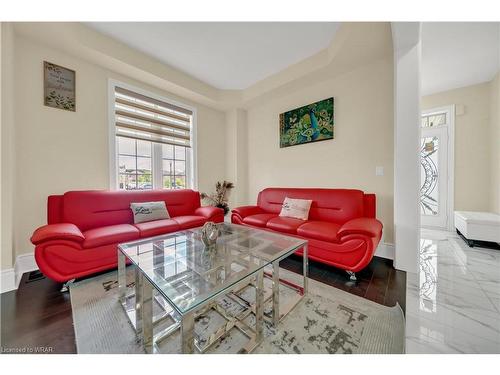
top-left (117, 223), bottom-right (308, 354)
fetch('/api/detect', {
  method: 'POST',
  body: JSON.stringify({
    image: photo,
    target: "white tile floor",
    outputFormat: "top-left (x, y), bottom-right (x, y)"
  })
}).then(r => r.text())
top-left (405, 229), bottom-right (500, 353)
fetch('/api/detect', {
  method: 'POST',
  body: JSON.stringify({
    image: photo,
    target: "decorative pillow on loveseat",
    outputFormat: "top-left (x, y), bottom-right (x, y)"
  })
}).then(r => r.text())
top-left (130, 201), bottom-right (170, 224)
top-left (279, 197), bottom-right (313, 220)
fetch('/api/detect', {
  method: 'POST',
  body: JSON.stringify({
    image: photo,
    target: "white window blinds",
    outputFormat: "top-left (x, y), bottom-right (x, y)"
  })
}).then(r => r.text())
top-left (114, 87), bottom-right (192, 148)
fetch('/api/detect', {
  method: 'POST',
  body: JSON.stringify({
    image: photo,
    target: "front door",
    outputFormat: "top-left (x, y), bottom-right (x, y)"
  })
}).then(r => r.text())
top-left (420, 107), bottom-right (453, 229)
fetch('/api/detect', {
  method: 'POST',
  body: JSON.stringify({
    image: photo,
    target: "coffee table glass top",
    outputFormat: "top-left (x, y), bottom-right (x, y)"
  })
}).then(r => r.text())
top-left (118, 223), bottom-right (306, 315)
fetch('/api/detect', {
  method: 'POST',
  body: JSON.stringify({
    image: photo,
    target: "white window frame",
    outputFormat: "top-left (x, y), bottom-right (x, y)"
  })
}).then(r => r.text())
top-left (108, 79), bottom-right (198, 191)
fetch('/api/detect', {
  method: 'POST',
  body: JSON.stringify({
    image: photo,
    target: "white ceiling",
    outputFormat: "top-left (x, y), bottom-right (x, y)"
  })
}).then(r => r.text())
top-left (422, 22), bottom-right (500, 96)
top-left (87, 22), bottom-right (340, 90)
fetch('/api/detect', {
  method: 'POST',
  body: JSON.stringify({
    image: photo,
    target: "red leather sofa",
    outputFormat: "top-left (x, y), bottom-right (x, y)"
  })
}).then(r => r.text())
top-left (231, 188), bottom-right (383, 278)
top-left (31, 189), bottom-right (224, 283)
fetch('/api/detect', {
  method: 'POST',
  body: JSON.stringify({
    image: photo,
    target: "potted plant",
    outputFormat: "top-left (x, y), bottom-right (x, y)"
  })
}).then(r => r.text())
top-left (201, 181), bottom-right (235, 216)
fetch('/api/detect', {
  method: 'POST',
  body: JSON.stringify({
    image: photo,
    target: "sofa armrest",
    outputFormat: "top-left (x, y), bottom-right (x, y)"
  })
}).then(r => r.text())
top-left (195, 206), bottom-right (224, 220)
top-left (337, 218), bottom-right (383, 239)
top-left (231, 205), bottom-right (265, 218)
top-left (31, 223), bottom-right (85, 245)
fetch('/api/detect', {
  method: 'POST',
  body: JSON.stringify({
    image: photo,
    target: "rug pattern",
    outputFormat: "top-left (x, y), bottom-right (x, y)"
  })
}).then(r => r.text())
top-left (70, 267), bottom-right (404, 354)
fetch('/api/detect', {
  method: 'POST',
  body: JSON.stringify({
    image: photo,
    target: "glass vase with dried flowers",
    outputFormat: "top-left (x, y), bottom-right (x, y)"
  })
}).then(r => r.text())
top-left (200, 181), bottom-right (235, 215)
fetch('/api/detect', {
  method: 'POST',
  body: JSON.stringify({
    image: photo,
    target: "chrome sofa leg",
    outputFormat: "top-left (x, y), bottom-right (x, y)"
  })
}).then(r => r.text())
top-left (346, 271), bottom-right (357, 282)
top-left (60, 279), bottom-right (75, 293)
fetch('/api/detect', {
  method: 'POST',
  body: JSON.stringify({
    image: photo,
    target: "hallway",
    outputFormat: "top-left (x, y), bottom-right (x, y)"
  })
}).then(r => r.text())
top-left (406, 229), bottom-right (500, 353)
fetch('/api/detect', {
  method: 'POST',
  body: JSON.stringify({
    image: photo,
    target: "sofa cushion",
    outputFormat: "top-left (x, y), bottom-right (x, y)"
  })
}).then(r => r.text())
top-left (172, 215), bottom-right (207, 229)
top-left (297, 221), bottom-right (341, 243)
top-left (266, 216), bottom-right (307, 234)
top-left (83, 224), bottom-right (140, 248)
top-left (61, 189), bottom-right (201, 231)
top-left (243, 213), bottom-right (277, 227)
top-left (134, 219), bottom-right (180, 238)
top-left (257, 188), bottom-right (365, 224)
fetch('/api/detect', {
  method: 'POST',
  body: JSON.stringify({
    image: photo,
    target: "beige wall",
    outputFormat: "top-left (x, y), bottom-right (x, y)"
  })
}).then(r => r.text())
top-left (246, 56), bottom-right (395, 243)
top-left (1, 23), bottom-right (15, 270)
top-left (9, 33), bottom-right (226, 260)
top-left (422, 82), bottom-right (493, 212)
top-left (490, 72), bottom-right (500, 214)
top-left (225, 108), bottom-right (248, 209)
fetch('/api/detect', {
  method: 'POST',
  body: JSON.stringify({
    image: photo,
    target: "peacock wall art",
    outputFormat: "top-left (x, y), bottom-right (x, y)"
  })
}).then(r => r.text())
top-left (279, 97), bottom-right (334, 148)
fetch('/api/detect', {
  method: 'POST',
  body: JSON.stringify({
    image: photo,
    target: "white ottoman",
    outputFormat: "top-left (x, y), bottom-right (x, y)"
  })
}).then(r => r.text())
top-left (455, 211), bottom-right (500, 247)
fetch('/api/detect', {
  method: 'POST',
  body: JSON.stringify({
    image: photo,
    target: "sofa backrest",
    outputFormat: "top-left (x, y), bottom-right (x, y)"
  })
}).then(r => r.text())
top-left (48, 189), bottom-right (201, 231)
top-left (257, 188), bottom-right (375, 224)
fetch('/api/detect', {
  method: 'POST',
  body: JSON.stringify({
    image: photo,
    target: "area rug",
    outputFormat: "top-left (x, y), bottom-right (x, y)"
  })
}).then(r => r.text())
top-left (70, 267), bottom-right (404, 354)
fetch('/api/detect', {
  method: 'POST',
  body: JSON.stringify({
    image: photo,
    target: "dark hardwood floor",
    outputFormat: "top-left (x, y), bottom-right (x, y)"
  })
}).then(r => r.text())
top-left (1, 256), bottom-right (405, 354)
top-left (1, 271), bottom-right (75, 354)
top-left (280, 255), bottom-right (406, 310)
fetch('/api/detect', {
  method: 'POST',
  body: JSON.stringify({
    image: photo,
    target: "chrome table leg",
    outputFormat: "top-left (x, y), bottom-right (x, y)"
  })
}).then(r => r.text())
top-left (117, 250), bottom-right (126, 304)
top-left (272, 260), bottom-right (280, 326)
top-left (141, 275), bottom-right (153, 354)
top-left (135, 268), bottom-right (144, 341)
top-left (303, 243), bottom-right (309, 295)
top-left (181, 312), bottom-right (195, 354)
top-left (255, 270), bottom-right (264, 342)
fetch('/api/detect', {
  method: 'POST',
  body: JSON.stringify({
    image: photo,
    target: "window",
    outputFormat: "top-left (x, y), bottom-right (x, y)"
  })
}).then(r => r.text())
top-left (162, 144), bottom-right (187, 189)
top-left (111, 84), bottom-right (195, 190)
top-left (421, 112), bottom-right (447, 128)
top-left (118, 138), bottom-right (153, 190)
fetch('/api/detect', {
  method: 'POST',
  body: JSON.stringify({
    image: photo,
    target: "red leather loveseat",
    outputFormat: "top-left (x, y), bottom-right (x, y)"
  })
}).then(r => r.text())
top-left (31, 189), bottom-right (224, 282)
top-left (231, 188), bottom-right (382, 278)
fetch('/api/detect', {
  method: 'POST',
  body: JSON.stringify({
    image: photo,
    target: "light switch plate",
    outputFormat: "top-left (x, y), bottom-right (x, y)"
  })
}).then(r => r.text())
top-left (375, 166), bottom-right (384, 176)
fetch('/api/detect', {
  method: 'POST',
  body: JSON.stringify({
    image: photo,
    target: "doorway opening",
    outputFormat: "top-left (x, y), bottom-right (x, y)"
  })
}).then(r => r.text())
top-left (420, 105), bottom-right (455, 231)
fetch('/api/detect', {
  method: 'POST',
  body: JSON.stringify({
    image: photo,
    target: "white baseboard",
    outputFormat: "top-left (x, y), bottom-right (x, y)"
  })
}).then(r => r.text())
top-left (1, 268), bottom-right (16, 293)
top-left (375, 242), bottom-right (395, 260)
top-left (1, 252), bottom-right (38, 294)
top-left (14, 253), bottom-right (38, 286)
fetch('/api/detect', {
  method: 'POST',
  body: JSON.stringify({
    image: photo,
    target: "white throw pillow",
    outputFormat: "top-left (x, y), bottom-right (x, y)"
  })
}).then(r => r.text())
top-left (130, 201), bottom-right (170, 224)
top-left (279, 197), bottom-right (313, 220)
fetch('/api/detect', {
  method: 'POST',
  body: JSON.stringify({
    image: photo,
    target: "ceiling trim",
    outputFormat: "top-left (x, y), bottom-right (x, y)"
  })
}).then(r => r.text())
top-left (12, 22), bottom-right (393, 111)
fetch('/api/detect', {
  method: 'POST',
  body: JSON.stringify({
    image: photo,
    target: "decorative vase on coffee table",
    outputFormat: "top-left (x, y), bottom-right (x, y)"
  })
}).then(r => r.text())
top-left (201, 222), bottom-right (219, 250)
